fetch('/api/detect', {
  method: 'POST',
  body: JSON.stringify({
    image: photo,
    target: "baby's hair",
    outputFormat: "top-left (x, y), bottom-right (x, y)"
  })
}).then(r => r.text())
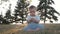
top-left (29, 5), bottom-right (36, 9)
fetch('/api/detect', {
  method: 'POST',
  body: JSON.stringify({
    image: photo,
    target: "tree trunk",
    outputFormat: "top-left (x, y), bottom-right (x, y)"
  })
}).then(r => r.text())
top-left (44, 1), bottom-right (47, 24)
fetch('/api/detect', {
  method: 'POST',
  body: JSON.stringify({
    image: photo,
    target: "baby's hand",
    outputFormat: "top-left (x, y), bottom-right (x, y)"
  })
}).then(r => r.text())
top-left (29, 18), bottom-right (33, 22)
top-left (31, 18), bottom-right (36, 21)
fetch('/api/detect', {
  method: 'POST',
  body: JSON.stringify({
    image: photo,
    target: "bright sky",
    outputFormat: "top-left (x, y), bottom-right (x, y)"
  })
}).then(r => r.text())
top-left (0, 0), bottom-right (60, 23)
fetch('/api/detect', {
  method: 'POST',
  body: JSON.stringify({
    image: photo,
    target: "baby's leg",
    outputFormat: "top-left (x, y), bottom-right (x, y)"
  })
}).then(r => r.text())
top-left (28, 29), bottom-right (34, 31)
top-left (36, 28), bottom-right (40, 31)
top-left (28, 28), bottom-right (40, 31)
top-left (23, 24), bottom-right (34, 31)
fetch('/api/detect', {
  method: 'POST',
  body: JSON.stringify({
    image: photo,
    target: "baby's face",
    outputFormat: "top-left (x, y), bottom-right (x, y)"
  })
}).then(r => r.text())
top-left (29, 8), bottom-right (36, 16)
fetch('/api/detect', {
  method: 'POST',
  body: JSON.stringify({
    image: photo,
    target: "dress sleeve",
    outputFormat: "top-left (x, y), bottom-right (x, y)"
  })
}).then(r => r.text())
top-left (26, 16), bottom-right (31, 21)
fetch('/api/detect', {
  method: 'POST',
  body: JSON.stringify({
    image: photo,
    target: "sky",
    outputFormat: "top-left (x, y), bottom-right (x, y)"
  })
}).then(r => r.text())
top-left (0, 0), bottom-right (60, 23)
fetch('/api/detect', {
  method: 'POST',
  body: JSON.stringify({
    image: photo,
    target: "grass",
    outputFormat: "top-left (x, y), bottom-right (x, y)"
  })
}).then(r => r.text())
top-left (0, 24), bottom-right (18, 34)
top-left (0, 24), bottom-right (60, 34)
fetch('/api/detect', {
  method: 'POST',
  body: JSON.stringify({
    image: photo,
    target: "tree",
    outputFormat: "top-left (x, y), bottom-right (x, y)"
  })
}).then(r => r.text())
top-left (0, 12), bottom-right (3, 24)
top-left (4, 4), bottom-right (13, 24)
top-left (13, 0), bottom-right (29, 24)
top-left (0, 12), bottom-right (10, 24)
top-left (37, 0), bottom-right (60, 23)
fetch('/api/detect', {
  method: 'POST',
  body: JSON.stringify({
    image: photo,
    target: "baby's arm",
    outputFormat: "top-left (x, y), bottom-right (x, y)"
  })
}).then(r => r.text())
top-left (32, 18), bottom-right (39, 23)
top-left (26, 16), bottom-right (33, 23)
top-left (32, 16), bottom-right (40, 23)
top-left (27, 19), bottom-right (32, 23)
top-left (26, 16), bottom-right (40, 23)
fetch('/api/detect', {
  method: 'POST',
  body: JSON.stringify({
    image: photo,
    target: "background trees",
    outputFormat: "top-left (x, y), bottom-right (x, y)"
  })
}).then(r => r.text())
top-left (37, 0), bottom-right (60, 23)
top-left (0, 0), bottom-right (30, 24)
top-left (0, 0), bottom-right (60, 24)
top-left (13, 0), bottom-right (29, 24)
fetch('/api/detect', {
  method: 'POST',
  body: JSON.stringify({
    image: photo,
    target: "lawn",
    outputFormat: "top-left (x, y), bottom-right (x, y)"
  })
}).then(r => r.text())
top-left (0, 24), bottom-right (60, 34)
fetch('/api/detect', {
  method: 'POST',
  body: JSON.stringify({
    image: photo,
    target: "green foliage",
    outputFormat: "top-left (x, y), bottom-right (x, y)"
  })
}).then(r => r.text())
top-left (37, 0), bottom-right (60, 23)
top-left (13, 0), bottom-right (29, 23)
top-left (3, 4), bottom-right (14, 24)
top-left (0, 4), bottom-right (12, 24)
top-left (0, 14), bottom-right (10, 24)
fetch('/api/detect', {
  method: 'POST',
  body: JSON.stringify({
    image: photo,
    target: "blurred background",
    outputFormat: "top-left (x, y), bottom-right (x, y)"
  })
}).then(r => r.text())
top-left (0, 0), bottom-right (60, 24)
